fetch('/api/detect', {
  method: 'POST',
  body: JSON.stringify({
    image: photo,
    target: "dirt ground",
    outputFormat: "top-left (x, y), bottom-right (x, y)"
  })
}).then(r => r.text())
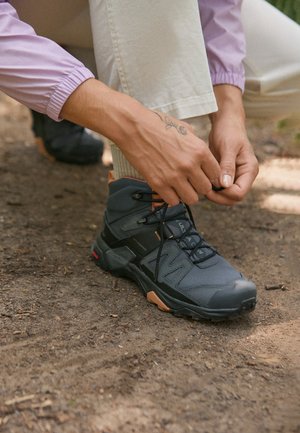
top-left (0, 93), bottom-right (299, 433)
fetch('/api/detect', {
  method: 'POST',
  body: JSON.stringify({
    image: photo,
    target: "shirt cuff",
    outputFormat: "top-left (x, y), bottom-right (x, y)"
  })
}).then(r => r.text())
top-left (210, 72), bottom-right (245, 93)
top-left (46, 66), bottom-right (94, 121)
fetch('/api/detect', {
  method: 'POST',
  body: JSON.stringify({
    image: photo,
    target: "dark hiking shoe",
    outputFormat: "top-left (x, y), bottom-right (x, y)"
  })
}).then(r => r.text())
top-left (92, 178), bottom-right (257, 320)
top-left (32, 110), bottom-right (103, 165)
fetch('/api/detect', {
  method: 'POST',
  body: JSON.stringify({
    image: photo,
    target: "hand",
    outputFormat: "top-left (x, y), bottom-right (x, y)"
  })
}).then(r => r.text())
top-left (208, 85), bottom-right (259, 206)
top-left (117, 109), bottom-right (223, 206)
top-left (61, 79), bottom-right (223, 206)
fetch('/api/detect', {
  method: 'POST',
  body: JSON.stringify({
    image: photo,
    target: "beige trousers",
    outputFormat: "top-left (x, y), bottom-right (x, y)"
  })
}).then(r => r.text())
top-left (11, 0), bottom-right (300, 120)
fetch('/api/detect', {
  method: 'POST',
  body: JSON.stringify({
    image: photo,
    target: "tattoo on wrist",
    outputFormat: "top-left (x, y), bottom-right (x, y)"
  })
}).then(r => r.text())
top-left (153, 111), bottom-right (187, 136)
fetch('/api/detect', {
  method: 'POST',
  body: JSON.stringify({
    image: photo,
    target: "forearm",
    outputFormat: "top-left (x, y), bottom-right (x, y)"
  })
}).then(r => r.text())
top-left (60, 78), bottom-right (146, 150)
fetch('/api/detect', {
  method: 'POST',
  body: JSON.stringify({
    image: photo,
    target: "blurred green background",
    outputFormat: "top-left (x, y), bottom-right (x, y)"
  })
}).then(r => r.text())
top-left (267, 0), bottom-right (300, 24)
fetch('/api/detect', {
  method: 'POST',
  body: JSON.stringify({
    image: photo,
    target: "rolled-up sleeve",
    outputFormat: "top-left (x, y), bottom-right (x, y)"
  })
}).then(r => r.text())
top-left (199, 0), bottom-right (246, 92)
top-left (0, 2), bottom-right (94, 120)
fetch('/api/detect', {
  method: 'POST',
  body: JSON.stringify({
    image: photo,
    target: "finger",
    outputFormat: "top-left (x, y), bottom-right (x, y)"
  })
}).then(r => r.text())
top-left (205, 189), bottom-right (238, 206)
top-left (173, 179), bottom-right (199, 205)
top-left (207, 179), bottom-right (251, 204)
top-left (148, 181), bottom-right (180, 207)
top-left (188, 171), bottom-right (212, 196)
top-left (219, 150), bottom-right (236, 188)
top-left (215, 168), bottom-right (257, 202)
top-left (200, 152), bottom-right (222, 188)
top-left (235, 159), bottom-right (259, 193)
top-left (159, 188), bottom-right (180, 207)
top-left (232, 171), bottom-right (256, 199)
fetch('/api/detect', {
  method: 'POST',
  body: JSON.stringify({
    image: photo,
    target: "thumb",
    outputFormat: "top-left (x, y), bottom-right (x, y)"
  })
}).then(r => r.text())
top-left (219, 153), bottom-right (236, 188)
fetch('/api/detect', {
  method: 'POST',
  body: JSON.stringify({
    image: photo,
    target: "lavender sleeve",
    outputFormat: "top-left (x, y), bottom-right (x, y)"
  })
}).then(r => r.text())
top-left (199, 0), bottom-right (246, 92)
top-left (0, 2), bottom-right (94, 120)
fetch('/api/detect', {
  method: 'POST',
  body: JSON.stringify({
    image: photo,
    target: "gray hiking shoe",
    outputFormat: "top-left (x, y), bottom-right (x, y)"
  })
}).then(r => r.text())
top-left (92, 178), bottom-right (257, 320)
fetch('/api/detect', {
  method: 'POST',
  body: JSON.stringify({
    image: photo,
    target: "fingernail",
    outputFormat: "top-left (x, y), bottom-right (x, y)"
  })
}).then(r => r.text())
top-left (222, 174), bottom-right (232, 188)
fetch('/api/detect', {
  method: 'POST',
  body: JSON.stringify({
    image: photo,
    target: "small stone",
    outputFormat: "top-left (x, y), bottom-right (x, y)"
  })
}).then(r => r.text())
top-left (204, 361), bottom-right (214, 370)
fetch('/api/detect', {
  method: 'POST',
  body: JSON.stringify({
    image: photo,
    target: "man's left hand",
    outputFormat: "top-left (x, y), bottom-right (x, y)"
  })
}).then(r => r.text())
top-left (208, 85), bottom-right (259, 206)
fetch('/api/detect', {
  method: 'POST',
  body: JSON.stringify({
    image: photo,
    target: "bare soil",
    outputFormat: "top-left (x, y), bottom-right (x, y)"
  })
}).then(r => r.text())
top-left (0, 94), bottom-right (299, 433)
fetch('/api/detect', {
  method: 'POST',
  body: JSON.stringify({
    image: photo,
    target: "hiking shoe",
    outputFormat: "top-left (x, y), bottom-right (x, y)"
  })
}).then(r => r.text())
top-left (92, 178), bottom-right (257, 320)
top-left (32, 110), bottom-right (103, 165)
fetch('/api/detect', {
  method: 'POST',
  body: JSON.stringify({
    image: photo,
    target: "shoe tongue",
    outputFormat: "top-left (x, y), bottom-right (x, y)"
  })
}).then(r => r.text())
top-left (158, 205), bottom-right (213, 262)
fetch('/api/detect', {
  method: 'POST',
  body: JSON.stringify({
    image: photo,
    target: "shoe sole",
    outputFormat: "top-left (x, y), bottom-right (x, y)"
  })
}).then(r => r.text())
top-left (92, 238), bottom-right (256, 321)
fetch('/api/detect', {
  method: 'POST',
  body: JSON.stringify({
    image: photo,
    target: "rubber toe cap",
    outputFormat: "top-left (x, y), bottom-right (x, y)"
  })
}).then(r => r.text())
top-left (207, 279), bottom-right (257, 310)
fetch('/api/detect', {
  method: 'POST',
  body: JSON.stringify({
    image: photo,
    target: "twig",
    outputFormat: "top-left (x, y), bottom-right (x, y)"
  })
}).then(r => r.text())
top-left (264, 284), bottom-right (287, 291)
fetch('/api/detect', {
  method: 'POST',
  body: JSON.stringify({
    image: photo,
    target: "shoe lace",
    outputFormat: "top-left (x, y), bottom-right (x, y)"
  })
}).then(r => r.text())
top-left (132, 191), bottom-right (217, 282)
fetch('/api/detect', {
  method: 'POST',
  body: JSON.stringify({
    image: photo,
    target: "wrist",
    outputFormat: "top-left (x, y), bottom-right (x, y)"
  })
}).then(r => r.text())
top-left (101, 89), bottom-right (145, 146)
top-left (60, 78), bottom-right (146, 148)
top-left (210, 84), bottom-right (245, 126)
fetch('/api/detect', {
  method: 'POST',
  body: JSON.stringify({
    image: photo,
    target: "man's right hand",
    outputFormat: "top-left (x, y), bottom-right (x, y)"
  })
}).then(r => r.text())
top-left (116, 107), bottom-right (223, 206)
top-left (61, 78), bottom-right (222, 206)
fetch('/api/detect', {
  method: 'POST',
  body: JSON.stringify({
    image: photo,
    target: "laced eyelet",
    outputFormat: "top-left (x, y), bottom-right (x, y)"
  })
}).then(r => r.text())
top-left (132, 192), bottom-right (216, 281)
top-left (132, 193), bottom-right (142, 200)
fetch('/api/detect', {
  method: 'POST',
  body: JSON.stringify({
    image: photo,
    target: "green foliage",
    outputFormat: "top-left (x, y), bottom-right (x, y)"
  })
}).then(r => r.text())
top-left (295, 132), bottom-right (300, 142)
top-left (267, 0), bottom-right (300, 24)
top-left (277, 119), bottom-right (288, 130)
